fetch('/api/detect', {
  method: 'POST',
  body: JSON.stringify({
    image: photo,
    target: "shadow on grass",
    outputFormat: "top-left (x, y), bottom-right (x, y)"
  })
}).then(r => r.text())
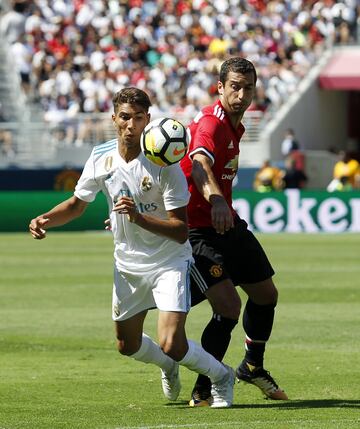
top-left (169, 399), bottom-right (360, 409)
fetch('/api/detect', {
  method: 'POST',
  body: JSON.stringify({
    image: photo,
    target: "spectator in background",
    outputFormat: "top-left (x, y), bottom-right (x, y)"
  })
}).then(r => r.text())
top-left (333, 151), bottom-right (360, 187)
top-left (0, 1), bottom-right (26, 43)
top-left (0, 128), bottom-right (15, 159)
top-left (281, 128), bottom-right (300, 158)
top-left (2, 0), bottom-right (358, 128)
top-left (288, 145), bottom-right (306, 173)
top-left (281, 128), bottom-right (306, 174)
top-left (281, 157), bottom-right (308, 189)
top-left (334, 176), bottom-right (354, 192)
top-left (43, 93), bottom-right (80, 146)
top-left (253, 160), bottom-right (283, 192)
top-left (327, 150), bottom-right (360, 191)
top-left (0, 102), bottom-right (15, 158)
top-left (10, 33), bottom-right (33, 94)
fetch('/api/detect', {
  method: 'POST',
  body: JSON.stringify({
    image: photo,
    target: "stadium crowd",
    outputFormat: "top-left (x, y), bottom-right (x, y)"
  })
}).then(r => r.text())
top-left (0, 0), bottom-right (359, 126)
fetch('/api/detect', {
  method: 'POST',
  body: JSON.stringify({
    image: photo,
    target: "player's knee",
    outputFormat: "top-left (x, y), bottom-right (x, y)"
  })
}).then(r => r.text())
top-left (245, 278), bottom-right (278, 305)
top-left (266, 281), bottom-right (278, 305)
top-left (116, 339), bottom-right (140, 356)
top-left (206, 280), bottom-right (241, 319)
top-left (219, 304), bottom-right (241, 320)
top-left (159, 337), bottom-right (188, 361)
top-left (271, 286), bottom-right (278, 305)
top-left (212, 294), bottom-right (241, 320)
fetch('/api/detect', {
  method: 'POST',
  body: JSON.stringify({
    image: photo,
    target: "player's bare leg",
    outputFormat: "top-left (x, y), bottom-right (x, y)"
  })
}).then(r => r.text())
top-left (158, 310), bottom-right (235, 407)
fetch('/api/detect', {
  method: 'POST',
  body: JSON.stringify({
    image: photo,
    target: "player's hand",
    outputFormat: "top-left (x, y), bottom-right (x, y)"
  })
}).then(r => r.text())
top-left (104, 218), bottom-right (112, 231)
top-left (29, 217), bottom-right (49, 239)
top-left (210, 196), bottom-right (234, 234)
top-left (113, 196), bottom-right (139, 223)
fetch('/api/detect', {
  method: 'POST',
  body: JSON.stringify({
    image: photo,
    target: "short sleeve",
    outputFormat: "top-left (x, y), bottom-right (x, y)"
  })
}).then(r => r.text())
top-left (188, 115), bottom-right (222, 164)
top-left (74, 150), bottom-right (100, 202)
top-left (160, 163), bottom-right (190, 211)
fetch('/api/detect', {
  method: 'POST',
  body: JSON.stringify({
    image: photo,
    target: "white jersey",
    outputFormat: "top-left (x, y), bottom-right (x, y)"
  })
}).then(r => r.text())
top-left (74, 139), bottom-right (193, 273)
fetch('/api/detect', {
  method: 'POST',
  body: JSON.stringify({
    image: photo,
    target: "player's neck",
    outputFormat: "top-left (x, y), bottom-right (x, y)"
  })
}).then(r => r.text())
top-left (228, 112), bottom-right (244, 129)
top-left (219, 99), bottom-right (244, 129)
top-left (118, 144), bottom-right (141, 163)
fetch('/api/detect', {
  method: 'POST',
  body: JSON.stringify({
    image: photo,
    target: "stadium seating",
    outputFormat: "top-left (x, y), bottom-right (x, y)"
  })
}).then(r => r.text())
top-left (0, 0), bottom-right (358, 165)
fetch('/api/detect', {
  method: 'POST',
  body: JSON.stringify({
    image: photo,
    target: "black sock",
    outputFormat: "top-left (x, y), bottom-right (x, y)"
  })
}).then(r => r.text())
top-left (195, 314), bottom-right (238, 390)
top-left (242, 299), bottom-right (276, 367)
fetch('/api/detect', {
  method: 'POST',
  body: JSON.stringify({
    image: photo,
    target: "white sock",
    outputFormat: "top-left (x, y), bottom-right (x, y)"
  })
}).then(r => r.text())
top-left (178, 340), bottom-right (226, 383)
top-left (130, 333), bottom-right (175, 373)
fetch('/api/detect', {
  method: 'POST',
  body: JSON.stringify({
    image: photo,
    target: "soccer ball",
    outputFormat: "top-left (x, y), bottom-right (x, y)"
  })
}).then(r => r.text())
top-left (140, 117), bottom-right (189, 167)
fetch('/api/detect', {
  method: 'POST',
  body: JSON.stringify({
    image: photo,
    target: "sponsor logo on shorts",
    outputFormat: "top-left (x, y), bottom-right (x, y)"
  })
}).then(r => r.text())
top-left (209, 264), bottom-right (223, 277)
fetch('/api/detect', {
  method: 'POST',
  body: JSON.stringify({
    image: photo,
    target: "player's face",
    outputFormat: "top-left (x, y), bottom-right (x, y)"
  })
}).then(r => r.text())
top-left (218, 71), bottom-right (256, 116)
top-left (112, 103), bottom-right (150, 147)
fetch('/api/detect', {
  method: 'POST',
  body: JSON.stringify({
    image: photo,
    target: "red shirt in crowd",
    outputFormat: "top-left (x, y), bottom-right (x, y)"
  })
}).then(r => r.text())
top-left (180, 100), bottom-right (245, 228)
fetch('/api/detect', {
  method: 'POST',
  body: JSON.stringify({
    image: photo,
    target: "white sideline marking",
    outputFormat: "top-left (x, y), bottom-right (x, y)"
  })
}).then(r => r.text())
top-left (116, 425), bottom-right (237, 429)
top-left (116, 419), bottom-right (360, 429)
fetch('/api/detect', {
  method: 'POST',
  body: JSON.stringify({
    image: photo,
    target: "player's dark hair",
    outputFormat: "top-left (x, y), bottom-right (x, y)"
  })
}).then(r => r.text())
top-left (112, 87), bottom-right (152, 113)
top-left (219, 57), bottom-right (257, 84)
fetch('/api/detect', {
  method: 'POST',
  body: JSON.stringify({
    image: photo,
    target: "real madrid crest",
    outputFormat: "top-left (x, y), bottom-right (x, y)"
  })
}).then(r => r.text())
top-left (141, 176), bottom-right (152, 191)
top-left (105, 156), bottom-right (113, 172)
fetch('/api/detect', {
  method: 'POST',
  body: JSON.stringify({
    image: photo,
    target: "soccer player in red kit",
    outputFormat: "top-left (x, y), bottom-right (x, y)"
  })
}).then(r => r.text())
top-left (181, 57), bottom-right (288, 406)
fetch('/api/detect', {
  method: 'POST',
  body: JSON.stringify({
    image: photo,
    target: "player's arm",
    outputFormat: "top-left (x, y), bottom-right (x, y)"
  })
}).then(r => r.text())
top-left (113, 196), bottom-right (188, 244)
top-left (29, 195), bottom-right (88, 239)
top-left (191, 152), bottom-right (233, 234)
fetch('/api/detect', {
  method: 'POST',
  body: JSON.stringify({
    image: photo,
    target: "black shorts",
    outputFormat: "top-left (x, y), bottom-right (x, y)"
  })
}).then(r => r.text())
top-left (190, 217), bottom-right (275, 306)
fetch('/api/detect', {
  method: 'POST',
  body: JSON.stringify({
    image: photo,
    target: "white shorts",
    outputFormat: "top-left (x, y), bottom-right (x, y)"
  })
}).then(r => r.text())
top-left (112, 260), bottom-right (192, 321)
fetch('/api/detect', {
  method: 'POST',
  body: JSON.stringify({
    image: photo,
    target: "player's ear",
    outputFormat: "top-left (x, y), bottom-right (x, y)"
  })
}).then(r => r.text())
top-left (146, 113), bottom-right (151, 125)
top-left (218, 81), bottom-right (224, 95)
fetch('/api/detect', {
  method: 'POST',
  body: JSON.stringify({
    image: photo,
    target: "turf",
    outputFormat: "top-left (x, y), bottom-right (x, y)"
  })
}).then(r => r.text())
top-left (0, 232), bottom-right (359, 429)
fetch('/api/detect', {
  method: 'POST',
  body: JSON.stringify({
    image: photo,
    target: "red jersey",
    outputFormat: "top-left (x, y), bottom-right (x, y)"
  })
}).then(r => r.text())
top-left (180, 100), bottom-right (245, 228)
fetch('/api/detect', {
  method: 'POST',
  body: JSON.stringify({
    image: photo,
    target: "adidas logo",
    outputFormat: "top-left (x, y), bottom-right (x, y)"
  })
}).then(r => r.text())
top-left (228, 140), bottom-right (234, 149)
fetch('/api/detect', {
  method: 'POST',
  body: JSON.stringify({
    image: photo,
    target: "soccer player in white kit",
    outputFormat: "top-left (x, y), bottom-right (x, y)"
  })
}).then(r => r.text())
top-left (29, 87), bottom-right (235, 408)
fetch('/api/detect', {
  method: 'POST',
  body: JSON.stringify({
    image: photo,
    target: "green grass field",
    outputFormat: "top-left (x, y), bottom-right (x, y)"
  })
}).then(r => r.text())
top-left (0, 232), bottom-right (359, 429)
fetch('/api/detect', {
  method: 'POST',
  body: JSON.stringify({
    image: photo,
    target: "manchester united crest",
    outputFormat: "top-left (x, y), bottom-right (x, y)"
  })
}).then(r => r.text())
top-left (209, 264), bottom-right (223, 277)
